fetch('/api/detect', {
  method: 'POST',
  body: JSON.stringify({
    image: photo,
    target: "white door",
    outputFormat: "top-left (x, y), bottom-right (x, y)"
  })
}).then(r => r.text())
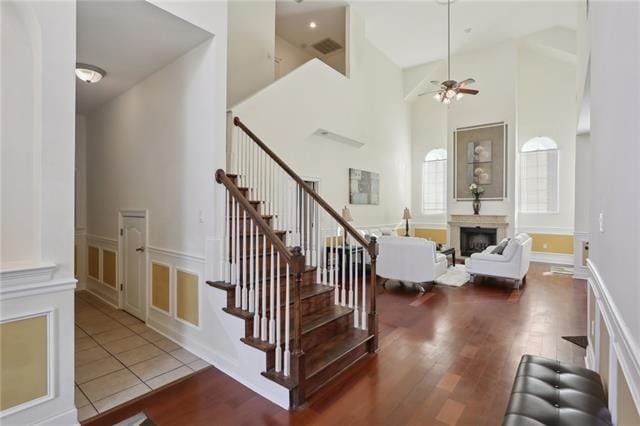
top-left (123, 215), bottom-right (146, 320)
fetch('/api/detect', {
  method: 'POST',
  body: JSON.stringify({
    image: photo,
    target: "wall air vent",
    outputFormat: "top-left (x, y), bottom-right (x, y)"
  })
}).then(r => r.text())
top-left (312, 38), bottom-right (343, 55)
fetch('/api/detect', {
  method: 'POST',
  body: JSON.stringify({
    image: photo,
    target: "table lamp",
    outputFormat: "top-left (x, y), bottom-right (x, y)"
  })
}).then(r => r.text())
top-left (402, 207), bottom-right (412, 237)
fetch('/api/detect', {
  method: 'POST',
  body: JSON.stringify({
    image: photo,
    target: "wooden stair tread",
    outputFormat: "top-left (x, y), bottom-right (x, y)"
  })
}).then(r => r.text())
top-left (206, 266), bottom-right (317, 292)
top-left (261, 369), bottom-right (298, 390)
top-left (302, 305), bottom-right (352, 334)
top-left (305, 328), bottom-right (371, 379)
top-left (220, 284), bottom-right (337, 325)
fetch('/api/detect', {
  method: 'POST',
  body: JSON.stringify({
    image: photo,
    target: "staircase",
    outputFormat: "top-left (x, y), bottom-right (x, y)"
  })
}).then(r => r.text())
top-left (207, 117), bottom-right (379, 408)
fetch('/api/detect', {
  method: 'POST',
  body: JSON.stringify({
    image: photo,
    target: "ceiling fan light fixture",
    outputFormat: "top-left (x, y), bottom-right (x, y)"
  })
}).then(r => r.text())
top-left (446, 89), bottom-right (456, 99)
top-left (456, 92), bottom-right (465, 100)
top-left (443, 97), bottom-right (452, 105)
top-left (434, 92), bottom-right (443, 101)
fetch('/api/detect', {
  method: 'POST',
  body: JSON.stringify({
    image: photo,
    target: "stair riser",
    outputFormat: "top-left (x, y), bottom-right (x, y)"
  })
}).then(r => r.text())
top-left (226, 237), bottom-right (288, 255)
top-left (305, 340), bottom-right (369, 397)
top-left (228, 202), bottom-right (261, 215)
top-left (235, 284), bottom-right (329, 314)
top-left (302, 311), bottom-right (354, 352)
top-left (221, 271), bottom-right (316, 307)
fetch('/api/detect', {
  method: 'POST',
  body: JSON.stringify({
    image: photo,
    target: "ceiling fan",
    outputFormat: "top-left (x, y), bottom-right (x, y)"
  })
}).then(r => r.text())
top-left (418, 0), bottom-right (479, 104)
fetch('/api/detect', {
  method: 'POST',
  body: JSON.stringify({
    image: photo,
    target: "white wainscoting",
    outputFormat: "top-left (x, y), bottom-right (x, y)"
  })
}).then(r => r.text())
top-left (529, 252), bottom-right (574, 266)
top-left (84, 234), bottom-right (119, 307)
top-left (587, 259), bottom-right (640, 423)
top-left (0, 264), bottom-right (77, 425)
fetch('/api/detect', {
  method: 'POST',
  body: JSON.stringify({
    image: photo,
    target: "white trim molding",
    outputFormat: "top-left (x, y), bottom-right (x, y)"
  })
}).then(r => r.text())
top-left (0, 263), bottom-right (56, 287)
top-left (530, 252), bottom-right (574, 266)
top-left (587, 259), bottom-right (640, 416)
top-left (516, 226), bottom-right (575, 235)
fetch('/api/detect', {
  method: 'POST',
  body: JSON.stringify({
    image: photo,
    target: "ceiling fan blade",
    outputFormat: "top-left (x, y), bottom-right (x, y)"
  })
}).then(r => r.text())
top-left (458, 88), bottom-right (479, 95)
top-left (430, 80), bottom-right (441, 86)
top-left (418, 90), bottom-right (441, 97)
top-left (458, 78), bottom-right (476, 87)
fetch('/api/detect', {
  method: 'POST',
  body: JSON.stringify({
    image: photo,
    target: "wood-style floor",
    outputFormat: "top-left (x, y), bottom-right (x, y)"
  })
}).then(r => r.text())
top-left (85, 262), bottom-right (586, 426)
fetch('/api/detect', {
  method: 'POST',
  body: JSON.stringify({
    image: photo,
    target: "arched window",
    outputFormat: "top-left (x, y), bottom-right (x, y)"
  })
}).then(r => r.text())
top-left (422, 149), bottom-right (447, 213)
top-left (519, 137), bottom-right (559, 213)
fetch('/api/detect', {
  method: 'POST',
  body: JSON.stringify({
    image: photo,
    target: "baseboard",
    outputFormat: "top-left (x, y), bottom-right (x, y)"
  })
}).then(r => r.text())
top-left (82, 285), bottom-right (119, 310)
top-left (588, 259), bottom-right (640, 416)
top-left (145, 316), bottom-right (290, 409)
top-left (530, 252), bottom-right (574, 265)
top-left (35, 407), bottom-right (78, 426)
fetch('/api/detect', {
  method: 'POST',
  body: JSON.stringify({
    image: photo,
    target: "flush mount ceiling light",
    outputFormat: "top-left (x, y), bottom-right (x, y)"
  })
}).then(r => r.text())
top-left (309, 21), bottom-right (317, 29)
top-left (75, 63), bottom-right (106, 83)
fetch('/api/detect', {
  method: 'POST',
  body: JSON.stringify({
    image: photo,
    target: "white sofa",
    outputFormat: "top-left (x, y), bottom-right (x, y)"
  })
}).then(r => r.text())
top-left (376, 236), bottom-right (448, 291)
top-left (464, 233), bottom-right (532, 288)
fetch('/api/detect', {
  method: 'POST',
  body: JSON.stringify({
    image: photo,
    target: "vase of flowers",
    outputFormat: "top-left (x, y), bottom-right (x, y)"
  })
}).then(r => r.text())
top-left (469, 183), bottom-right (484, 215)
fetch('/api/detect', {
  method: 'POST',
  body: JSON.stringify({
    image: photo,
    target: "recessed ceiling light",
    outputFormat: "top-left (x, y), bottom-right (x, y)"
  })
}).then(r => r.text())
top-left (309, 21), bottom-right (317, 29)
top-left (464, 27), bottom-right (472, 34)
top-left (436, 0), bottom-right (456, 4)
top-left (75, 63), bottom-right (106, 83)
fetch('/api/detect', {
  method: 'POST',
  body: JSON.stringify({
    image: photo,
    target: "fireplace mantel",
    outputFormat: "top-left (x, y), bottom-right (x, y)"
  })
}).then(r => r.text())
top-left (448, 215), bottom-right (509, 257)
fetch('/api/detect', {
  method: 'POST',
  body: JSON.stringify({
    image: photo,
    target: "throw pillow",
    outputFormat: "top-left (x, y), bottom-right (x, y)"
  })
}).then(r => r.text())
top-left (492, 238), bottom-right (510, 255)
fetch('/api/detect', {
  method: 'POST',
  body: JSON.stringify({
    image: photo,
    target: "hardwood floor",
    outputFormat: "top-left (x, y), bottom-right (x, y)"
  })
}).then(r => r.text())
top-left (85, 263), bottom-right (586, 426)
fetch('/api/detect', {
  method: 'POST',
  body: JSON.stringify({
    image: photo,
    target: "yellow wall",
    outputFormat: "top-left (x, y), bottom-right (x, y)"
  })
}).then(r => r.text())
top-left (102, 250), bottom-right (117, 288)
top-left (617, 367), bottom-right (640, 425)
top-left (177, 270), bottom-right (199, 326)
top-left (414, 228), bottom-right (448, 245)
top-left (88, 245), bottom-right (100, 280)
top-left (0, 316), bottom-right (48, 410)
top-left (530, 233), bottom-right (574, 254)
top-left (152, 263), bottom-right (171, 313)
top-left (599, 312), bottom-right (610, 392)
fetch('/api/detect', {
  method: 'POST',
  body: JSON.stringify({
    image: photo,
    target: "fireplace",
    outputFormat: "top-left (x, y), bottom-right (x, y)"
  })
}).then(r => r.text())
top-left (460, 227), bottom-right (497, 257)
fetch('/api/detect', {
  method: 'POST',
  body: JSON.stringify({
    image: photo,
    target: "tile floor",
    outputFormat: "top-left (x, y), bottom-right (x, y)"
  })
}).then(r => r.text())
top-left (74, 291), bottom-right (210, 422)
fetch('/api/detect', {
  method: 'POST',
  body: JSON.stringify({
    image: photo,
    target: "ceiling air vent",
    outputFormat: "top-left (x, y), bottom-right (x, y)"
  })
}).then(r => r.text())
top-left (312, 38), bottom-right (343, 55)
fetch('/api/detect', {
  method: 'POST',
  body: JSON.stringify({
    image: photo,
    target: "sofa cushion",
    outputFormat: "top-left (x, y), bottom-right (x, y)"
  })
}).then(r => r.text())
top-left (435, 253), bottom-right (447, 264)
top-left (492, 238), bottom-right (511, 255)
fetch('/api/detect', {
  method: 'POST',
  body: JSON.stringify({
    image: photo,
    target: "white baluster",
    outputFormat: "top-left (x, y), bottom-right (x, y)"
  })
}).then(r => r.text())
top-left (354, 242), bottom-right (359, 328)
top-left (230, 198), bottom-right (236, 287)
top-left (275, 252), bottom-right (282, 372)
top-left (269, 244), bottom-right (275, 344)
top-left (284, 263), bottom-right (291, 376)
top-left (225, 190), bottom-right (230, 283)
top-left (362, 251), bottom-right (367, 330)
top-left (236, 201), bottom-right (240, 302)
top-left (249, 219), bottom-right (255, 313)
top-left (349, 235), bottom-right (354, 308)
top-left (341, 229), bottom-right (346, 306)
top-left (261, 234), bottom-right (267, 340)
top-left (333, 235), bottom-right (339, 304)
top-left (253, 223), bottom-right (260, 338)
top-left (241, 208), bottom-right (247, 310)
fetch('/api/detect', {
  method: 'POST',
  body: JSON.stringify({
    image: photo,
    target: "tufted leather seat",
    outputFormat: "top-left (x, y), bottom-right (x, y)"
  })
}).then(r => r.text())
top-left (503, 355), bottom-right (612, 426)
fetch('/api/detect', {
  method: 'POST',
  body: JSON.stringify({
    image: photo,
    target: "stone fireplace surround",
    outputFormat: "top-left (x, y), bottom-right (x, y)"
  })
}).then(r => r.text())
top-left (448, 215), bottom-right (509, 257)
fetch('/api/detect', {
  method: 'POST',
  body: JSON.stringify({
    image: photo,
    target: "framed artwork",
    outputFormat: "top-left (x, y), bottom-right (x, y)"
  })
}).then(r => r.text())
top-left (454, 122), bottom-right (507, 200)
top-left (349, 168), bottom-right (379, 205)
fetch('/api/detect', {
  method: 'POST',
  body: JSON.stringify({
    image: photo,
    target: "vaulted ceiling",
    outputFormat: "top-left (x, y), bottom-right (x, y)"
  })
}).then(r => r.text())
top-left (350, 0), bottom-right (578, 69)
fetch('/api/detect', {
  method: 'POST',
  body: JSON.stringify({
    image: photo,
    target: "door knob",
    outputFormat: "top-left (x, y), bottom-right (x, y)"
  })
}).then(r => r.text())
top-left (135, 246), bottom-right (145, 253)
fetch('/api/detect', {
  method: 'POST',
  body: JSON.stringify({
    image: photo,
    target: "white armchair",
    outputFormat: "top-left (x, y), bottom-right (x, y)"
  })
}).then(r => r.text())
top-left (465, 233), bottom-right (532, 288)
top-left (376, 236), bottom-right (448, 291)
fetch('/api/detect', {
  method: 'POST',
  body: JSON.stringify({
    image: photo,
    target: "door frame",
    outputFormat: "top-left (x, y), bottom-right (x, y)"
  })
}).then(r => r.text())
top-left (118, 209), bottom-right (149, 321)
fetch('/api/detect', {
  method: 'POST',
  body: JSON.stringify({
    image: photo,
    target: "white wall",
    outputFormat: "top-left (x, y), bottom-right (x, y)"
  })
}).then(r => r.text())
top-left (86, 40), bottom-right (216, 257)
top-left (410, 42), bottom-right (518, 231)
top-left (227, 0), bottom-right (275, 107)
top-left (409, 39), bottom-right (578, 240)
top-left (0, 1), bottom-right (77, 424)
top-left (574, 133), bottom-right (591, 233)
top-left (231, 8), bottom-right (411, 228)
top-left (516, 47), bottom-right (576, 234)
top-left (589, 0), bottom-right (640, 358)
top-left (275, 35), bottom-right (313, 79)
top-left (1, 0), bottom-right (39, 266)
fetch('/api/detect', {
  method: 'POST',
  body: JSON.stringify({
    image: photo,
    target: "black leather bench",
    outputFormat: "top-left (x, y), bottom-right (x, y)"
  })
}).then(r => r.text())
top-left (503, 355), bottom-right (613, 426)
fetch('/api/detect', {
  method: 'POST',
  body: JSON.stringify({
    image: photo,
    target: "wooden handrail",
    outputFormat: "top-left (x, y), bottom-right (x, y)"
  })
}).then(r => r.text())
top-left (233, 117), bottom-right (374, 255)
top-left (216, 169), bottom-right (293, 263)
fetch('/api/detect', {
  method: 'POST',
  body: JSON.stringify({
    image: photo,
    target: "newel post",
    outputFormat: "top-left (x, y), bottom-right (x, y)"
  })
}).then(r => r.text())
top-left (367, 236), bottom-right (379, 352)
top-left (290, 246), bottom-right (306, 408)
